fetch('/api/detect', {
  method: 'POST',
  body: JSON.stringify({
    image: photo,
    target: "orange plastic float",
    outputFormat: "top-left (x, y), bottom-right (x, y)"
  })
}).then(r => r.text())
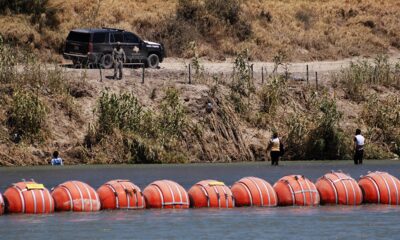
top-left (358, 171), bottom-right (400, 205)
top-left (188, 180), bottom-right (234, 208)
top-left (316, 171), bottom-right (362, 205)
top-left (51, 181), bottom-right (100, 212)
top-left (97, 180), bottom-right (145, 210)
top-left (0, 193), bottom-right (5, 215)
top-left (143, 180), bottom-right (189, 209)
top-left (273, 175), bottom-right (320, 206)
top-left (3, 181), bottom-right (54, 214)
top-left (231, 177), bottom-right (277, 207)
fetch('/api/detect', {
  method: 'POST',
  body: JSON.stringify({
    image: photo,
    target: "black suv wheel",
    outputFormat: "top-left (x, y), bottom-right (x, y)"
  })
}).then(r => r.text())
top-left (101, 54), bottom-right (113, 69)
top-left (147, 54), bottom-right (160, 69)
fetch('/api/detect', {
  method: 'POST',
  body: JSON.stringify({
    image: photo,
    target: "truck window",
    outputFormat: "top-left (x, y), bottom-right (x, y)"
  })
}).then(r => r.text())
top-left (111, 33), bottom-right (123, 43)
top-left (93, 32), bottom-right (108, 43)
top-left (123, 32), bottom-right (140, 43)
top-left (67, 31), bottom-right (90, 42)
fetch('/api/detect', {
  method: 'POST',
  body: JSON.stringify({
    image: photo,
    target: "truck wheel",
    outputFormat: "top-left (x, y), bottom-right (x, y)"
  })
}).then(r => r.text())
top-left (147, 54), bottom-right (160, 69)
top-left (101, 54), bottom-right (113, 69)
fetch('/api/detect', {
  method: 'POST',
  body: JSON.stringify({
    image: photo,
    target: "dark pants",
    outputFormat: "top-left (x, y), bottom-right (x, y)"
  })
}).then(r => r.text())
top-left (354, 150), bottom-right (364, 165)
top-left (114, 61), bottom-right (123, 79)
top-left (271, 151), bottom-right (280, 166)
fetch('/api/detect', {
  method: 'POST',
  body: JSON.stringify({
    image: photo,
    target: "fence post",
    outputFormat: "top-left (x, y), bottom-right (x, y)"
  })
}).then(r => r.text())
top-left (315, 71), bottom-right (318, 90)
top-left (99, 65), bottom-right (102, 82)
top-left (142, 64), bottom-right (145, 84)
top-left (306, 65), bottom-right (309, 85)
top-left (261, 66), bottom-right (264, 84)
top-left (188, 64), bottom-right (192, 84)
top-left (251, 64), bottom-right (254, 79)
top-left (386, 69), bottom-right (390, 84)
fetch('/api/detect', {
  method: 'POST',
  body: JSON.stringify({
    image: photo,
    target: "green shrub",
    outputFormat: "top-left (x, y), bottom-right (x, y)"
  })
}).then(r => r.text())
top-left (0, 40), bottom-right (17, 84)
top-left (336, 55), bottom-right (399, 101)
top-left (0, 0), bottom-right (59, 28)
top-left (91, 88), bottom-right (188, 163)
top-left (8, 90), bottom-right (47, 138)
top-left (295, 7), bottom-right (314, 30)
top-left (362, 94), bottom-right (400, 156)
top-left (230, 50), bottom-right (254, 113)
top-left (305, 96), bottom-right (348, 160)
top-left (176, 0), bottom-right (203, 22)
top-left (285, 111), bottom-right (310, 159)
top-left (204, 0), bottom-right (240, 24)
top-left (158, 88), bottom-right (187, 144)
top-left (96, 91), bottom-right (143, 136)
top-left (259, 76), bottom-right (286, 114)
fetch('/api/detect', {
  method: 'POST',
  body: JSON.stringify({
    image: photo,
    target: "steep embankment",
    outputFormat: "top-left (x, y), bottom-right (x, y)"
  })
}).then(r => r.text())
top-left (0, 50), bottom-right (399, 166)
top-left (1, 0), bottom-right (400, 61)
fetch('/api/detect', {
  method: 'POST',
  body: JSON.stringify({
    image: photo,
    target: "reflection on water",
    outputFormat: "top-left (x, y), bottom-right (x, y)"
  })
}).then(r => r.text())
top-left (0, 161), bottom-right (400, 239)
top-left (1, 205), bottom-right (400, 239)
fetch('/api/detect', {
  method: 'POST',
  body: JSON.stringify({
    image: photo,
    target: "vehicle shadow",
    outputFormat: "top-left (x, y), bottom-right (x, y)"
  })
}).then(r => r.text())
top-left (59, 63), bottom-right (104, 69)
top-left (59, 63), bottom-right (147, 70)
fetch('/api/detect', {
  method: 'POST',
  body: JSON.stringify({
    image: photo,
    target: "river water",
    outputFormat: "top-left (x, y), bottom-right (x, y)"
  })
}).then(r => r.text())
top-left (0, 160), bottom-right (399, 240)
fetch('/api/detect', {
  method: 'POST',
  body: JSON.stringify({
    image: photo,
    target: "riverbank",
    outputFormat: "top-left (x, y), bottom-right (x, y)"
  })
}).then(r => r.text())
top-left (0, 47), bottom-right (400, 165)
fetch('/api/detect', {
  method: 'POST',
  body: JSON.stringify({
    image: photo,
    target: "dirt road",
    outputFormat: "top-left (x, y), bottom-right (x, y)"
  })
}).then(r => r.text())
top-left (160, 54), bottom-right (400, 75)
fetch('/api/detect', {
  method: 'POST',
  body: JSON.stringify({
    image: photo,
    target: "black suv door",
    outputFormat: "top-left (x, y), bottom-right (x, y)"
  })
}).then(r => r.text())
top-left (110, 31), bottom-right (124, 53)
top-left (123, 32), bottom-right (146, 62)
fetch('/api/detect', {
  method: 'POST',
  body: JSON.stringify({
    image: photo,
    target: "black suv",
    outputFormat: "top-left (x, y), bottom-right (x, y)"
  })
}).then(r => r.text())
top-left (63, 28), bottom-right (165, 69)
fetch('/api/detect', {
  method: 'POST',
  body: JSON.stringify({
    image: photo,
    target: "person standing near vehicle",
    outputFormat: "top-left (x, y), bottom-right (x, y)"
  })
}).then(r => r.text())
top-left (354, 129), bottom-right (365, 165)
top-left (267, 132), bottom-right (281, 166)
top-left (113, 42), bottom-right (126, 80)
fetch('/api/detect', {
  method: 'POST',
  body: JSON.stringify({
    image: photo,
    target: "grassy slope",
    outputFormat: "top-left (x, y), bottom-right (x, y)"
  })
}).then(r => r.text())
top-left (1, 0), bottom-right (400, 61)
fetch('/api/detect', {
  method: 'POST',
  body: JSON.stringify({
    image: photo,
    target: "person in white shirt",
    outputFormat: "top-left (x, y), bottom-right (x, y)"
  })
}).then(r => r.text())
top-left (51, 151), bottom-right (63, 166)
top-left (267, 132), bottom-right (281, 166)
top-left (354, 129), bottom-right (365, 165)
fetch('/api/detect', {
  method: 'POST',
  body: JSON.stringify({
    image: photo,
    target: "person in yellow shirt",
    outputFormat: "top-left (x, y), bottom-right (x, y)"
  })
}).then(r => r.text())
top-left (267, 132), bottom-right (281, 166)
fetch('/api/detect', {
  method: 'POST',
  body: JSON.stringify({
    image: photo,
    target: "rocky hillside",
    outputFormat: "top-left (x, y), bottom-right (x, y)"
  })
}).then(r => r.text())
top-left (1, 0), bottom-right (400, 61)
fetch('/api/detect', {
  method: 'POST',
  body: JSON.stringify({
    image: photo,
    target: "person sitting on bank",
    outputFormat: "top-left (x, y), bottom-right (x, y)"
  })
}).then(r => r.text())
top-left (51, 151), bottom-right (63, 166)
top-left (112, 42), bottom-right (126, 80)
top-left (267, 132), bottom-right (281, 166)
top-left (354, 129), bottom-right (365, 165)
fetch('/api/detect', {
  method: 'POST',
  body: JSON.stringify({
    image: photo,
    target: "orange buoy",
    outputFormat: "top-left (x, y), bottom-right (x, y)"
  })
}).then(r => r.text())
top-left (188, 180), bottom-right (234, 208)
top-left (3, 181), bottom-right (54, 214)
top-left (273, 175), bottom-right (320, 206)
top-left (0, 193), bottom-right (5, 215)
top-left (316, 171), bottom-right (362, 205)
top-left (143, 180), bottom-right (189, 209)
top-left (97, 180), bottom-right (145, 210)
top-left (231, 177), bottom-right (277, 207)
top-left (358, 171), bottom-right (400, 205)
top-left (51, 181), bottom-right (100, 212)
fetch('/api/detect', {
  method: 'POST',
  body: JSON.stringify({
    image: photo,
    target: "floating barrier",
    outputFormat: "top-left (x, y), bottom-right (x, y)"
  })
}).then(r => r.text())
top-left (231, 177), bottom-right (277, 207)
top-left (358, 171), bottom-right (400, 205)
top-left (97, 180), bottom-right (145, 210)
top-left (143, 180), bottom-right (189, 208)
top-left (3, 181), bottom-right (54, 214)
top-left (316, 171), bottom-right (362, 205)
top-left (273, 175), bottom-right (320, 206)
top-left (51, 181), bottom-right (100, 212)
top-left (188, 180), bottom-right (234, 208)
top-left (0, 193), bottom-right (5, 215)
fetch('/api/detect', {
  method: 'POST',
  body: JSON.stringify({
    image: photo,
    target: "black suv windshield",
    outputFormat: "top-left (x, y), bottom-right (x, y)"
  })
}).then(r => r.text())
top-left (124, 32), bottom-right (140, 43)
top-left (67, 31), bottom-right (90, 42)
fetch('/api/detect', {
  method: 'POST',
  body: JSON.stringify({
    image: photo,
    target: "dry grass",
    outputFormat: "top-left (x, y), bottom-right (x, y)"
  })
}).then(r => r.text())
top-left (1, 0), bottom-right (400, 61)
